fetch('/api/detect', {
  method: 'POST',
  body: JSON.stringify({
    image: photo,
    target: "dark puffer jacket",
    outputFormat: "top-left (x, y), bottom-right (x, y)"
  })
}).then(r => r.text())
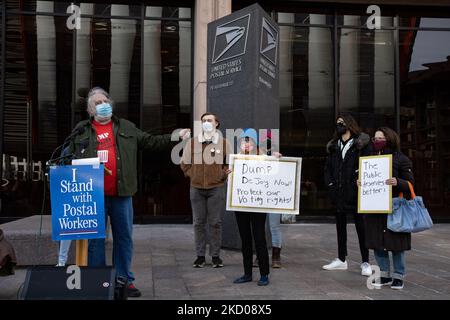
top-left (324, 133), bottom-right (371, 213)
top-left (364, 150), bottom-right (414, 252)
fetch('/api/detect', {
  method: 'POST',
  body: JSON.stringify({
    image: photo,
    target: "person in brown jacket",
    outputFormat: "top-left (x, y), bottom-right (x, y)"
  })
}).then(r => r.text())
top-left (0, 229), bottom-right (17, 276)
top-left (180, 112), bottom-right (231, 268)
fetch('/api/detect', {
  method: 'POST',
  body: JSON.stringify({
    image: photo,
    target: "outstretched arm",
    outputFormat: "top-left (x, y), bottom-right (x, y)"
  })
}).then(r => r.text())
top-left (180, 139), bottom-right (192, 177)
top-left (137, 128), bottom-right (190, 152)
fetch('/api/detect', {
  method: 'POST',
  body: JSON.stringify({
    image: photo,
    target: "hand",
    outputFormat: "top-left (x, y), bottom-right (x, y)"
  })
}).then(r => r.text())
top-left (223, 169), bottom-right (232, 176)
top-left (385, 178), bottom-right (397, 186)
top-left (179, 128), bottom-right (191, 140)
top-left (272, 152), bottom-right (282, 159)
top-left (104, 167), bottom-right (112, 176)
top-left (356, 180), bottom-right (361, 187)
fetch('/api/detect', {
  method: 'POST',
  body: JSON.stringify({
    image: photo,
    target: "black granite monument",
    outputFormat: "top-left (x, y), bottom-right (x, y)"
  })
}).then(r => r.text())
top-left (207, 3), bottom-right (280, 249)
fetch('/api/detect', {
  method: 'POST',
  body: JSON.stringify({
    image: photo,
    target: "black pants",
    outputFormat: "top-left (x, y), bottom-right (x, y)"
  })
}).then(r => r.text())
top-left (336, 211), bottom-right (369, 263)
top-left (235, 212), bottom-right (270, 276)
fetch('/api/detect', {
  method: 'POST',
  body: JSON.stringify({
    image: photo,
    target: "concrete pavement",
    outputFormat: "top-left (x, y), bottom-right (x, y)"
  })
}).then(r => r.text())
top-left (1, 223), bottom-right (450, 300)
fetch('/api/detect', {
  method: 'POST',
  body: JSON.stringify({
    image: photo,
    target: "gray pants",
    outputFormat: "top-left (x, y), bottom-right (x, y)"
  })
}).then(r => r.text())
top-left (190, 185), bottom-right (225, 257)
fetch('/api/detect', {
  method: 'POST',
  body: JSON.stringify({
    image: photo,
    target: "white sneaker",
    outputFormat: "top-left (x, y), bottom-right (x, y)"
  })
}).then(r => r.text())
top-left (322, 258), bottom-right (348, 270)
top-left (56, 262), bottom-right (65, 267)
top-left (361, 262), bottom-right (372, 276)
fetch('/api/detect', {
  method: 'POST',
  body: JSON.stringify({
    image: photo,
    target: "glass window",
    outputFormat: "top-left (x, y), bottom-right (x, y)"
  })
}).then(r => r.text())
top-left (2, 14), bottom-right (73, 220)
top-left (399, 30), bottom-right (450, 216)
top-left (20, 1), bottom-right (73, 13)
top-left (399, 15), bottom-right (450, 28)
top-left (75, 17), bottom-right (140, 125)
top-left (337, 8), bottom-right (396, 28)
top-left (337, 16), bottom-right (396, 29)
top-left (4, 14), bottom-right (75, 153)
top-left (1, 3), bottom-right (194, 222)
top-left (145, 6), bottom-right (191, 19)
top-left (0, 1), bottom-right (2, 107)
top-left (279, 25), bottom-right (335, 213)
top-left (142, 9), bottom-right (192, 132)
top-left (277, 12), bottom-right (333, 25)
top-left (338, 27), bottom-right (396, 131)
top-left (141, 10), bottom-right (192, 220)
top-left (0, 1), bottom-right (4, 205)
top-left (79, 3), bottom-right (141, 17)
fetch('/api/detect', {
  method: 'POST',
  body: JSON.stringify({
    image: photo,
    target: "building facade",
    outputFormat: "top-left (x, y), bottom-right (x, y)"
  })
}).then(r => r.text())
top-left (1, 0), bottom-right (450, 223)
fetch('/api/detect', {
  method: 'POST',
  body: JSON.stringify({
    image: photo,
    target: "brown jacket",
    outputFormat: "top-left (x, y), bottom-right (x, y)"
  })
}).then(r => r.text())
top-left (180, 134), bottom-right (231, 189)
top-left (0, 229), bottom-right (17, 276)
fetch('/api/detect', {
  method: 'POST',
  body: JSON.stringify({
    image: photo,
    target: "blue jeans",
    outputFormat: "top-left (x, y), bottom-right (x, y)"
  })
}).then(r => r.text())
top-left (58, 240), bottom-right (72, 265)
top-left (268, 213), bottom-right (282, 248)
top-left (374, 250), bottom-right (405, 280)
top-left (88, 196), bottom-right (135, 283)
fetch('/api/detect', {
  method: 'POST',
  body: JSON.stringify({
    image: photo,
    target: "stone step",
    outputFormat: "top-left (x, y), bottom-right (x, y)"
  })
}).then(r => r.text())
top-left (1, 215), bottom-right (76, 266)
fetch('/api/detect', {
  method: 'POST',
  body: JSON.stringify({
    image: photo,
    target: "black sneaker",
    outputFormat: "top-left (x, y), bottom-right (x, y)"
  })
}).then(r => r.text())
top-left (127, 283), bottom-right (142, 298)
top-left (212, 256), bottom-right (223, 268)
top-left (372, 277), bottom-right (393, 288)
top-left (193, 256), bottom-right (206, 268)
top-left (391, 279), bottom-right (404, 290)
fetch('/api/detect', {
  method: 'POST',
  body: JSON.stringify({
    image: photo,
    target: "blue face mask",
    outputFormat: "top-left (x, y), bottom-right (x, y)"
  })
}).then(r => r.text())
top-left (96, 103), bottom-right (112, 118)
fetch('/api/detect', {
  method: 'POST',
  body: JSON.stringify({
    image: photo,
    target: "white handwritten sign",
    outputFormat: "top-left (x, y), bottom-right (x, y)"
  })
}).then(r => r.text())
top-left (226, 154), bottom-right (302, 214)
top-left (358, 155), bottom-right (392, 214)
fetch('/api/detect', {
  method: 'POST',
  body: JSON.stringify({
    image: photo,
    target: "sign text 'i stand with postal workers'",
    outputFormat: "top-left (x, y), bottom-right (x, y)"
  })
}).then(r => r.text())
top-left (50, 164), bottom-right (106, 240)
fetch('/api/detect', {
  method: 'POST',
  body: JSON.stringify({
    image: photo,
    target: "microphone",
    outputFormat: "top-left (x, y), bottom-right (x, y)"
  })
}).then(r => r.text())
top-left (47, 127), bottom-right (85, 166)
top-left (79, 139), bottom-right (89, 156)
top-left (64, 126), bottom-right (85, 142)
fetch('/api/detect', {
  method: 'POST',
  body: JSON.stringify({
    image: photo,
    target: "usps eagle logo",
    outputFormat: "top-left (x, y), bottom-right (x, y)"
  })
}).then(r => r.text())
top-left (212, 14), bottom-right (250, 64)
top-left (260, 17), bottom-right (278, 66)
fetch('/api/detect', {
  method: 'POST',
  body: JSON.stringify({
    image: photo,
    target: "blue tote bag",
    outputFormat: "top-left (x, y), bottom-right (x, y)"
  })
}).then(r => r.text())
top-left (388, 181), bottom-right (433, 233)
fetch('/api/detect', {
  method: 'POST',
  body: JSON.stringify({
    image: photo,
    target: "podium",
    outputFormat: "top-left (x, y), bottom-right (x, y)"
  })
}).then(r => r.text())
top-left (49, 158), bottom-right (106, 266)
top-left (76, 239), bottom-right (89, 266)
top-left (20, 160), bottom-right (111, 300)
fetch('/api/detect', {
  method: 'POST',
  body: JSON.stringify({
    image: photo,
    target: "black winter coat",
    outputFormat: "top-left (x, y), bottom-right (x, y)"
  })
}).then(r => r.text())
top-left (364, 150), bottom-right (414, 252)
top-left (324, 133), bottom-right (371, 213)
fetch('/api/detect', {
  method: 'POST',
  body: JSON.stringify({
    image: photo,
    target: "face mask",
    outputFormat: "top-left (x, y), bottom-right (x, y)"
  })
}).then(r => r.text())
top-left (95, 103), bottom-right (112, 119)
top-left (336, 123), bottom-right (347, 136)
top-left (241, 142), bottom-right (254, 153)
top-left (202, 121), bottom-right (214, 133)
top-left (373, 140), bottom-right (387, 151)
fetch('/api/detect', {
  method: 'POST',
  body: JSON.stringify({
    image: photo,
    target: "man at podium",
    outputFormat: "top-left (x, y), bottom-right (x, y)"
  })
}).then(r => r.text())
top-left (65, 87), bottom-right (189, 297)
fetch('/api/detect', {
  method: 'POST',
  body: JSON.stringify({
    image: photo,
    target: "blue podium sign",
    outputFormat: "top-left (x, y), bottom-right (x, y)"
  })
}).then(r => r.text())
top-left (50, 165), bottom-right (105, 241)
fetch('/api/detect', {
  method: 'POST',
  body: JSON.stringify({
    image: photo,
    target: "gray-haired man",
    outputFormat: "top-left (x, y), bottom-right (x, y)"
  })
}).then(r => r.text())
top-left (66, 87), bottom-right (189, 297)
